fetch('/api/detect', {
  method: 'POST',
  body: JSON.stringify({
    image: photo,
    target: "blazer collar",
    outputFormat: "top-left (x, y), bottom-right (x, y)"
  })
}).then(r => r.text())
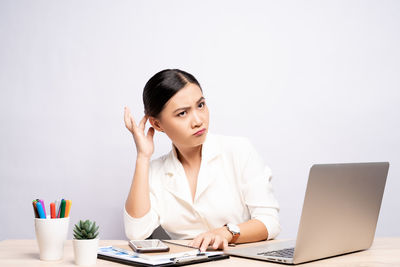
top-left (161, 133), bottom-right (221, 205)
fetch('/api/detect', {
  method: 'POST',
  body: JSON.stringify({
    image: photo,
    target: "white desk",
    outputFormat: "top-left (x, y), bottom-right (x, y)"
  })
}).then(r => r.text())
top-left (1, 238), bottom-right (399, 266)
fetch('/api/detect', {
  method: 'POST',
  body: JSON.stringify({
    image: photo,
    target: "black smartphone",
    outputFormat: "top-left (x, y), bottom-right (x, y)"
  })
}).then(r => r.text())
top-left (129, 239), bottom-right (170, 253)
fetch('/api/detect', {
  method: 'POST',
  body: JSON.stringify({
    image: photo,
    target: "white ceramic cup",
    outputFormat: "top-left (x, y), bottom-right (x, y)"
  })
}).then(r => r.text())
top-left (34, 217), bottom-right (70, 261)
top-left (73, 238), bottom-right (99, 266)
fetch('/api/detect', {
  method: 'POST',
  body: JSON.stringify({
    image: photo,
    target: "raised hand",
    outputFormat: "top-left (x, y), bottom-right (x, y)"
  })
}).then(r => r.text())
top-left (124, 106), bottom-right (155, 159)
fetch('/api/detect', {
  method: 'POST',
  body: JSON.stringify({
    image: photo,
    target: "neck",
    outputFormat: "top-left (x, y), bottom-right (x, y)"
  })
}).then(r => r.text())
top-left (175, 144), bottom-right (202, 167)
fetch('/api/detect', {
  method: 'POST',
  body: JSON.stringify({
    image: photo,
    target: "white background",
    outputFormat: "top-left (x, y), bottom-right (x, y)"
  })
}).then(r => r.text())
top-left (1, 0), bottom-right (399, 240)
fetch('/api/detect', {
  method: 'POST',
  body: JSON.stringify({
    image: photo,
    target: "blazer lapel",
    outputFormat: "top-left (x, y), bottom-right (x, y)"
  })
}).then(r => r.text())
top-left (161, 149), bottom-right (193, 206)
top-left (161, 134), bottom-right (222, 205)
top-left (194, 134), bottom-right (222, 201)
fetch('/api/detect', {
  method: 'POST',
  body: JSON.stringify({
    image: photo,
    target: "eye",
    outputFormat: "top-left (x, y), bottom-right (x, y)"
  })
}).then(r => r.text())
top-left (198, 102), bottom-right (205, 109)
top-left (178, 111), bottom-right (187, 117)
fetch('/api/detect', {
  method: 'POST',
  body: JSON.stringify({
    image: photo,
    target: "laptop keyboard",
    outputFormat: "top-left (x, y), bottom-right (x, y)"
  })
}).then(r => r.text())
top-left (257, 247), bottom-right (294, 258)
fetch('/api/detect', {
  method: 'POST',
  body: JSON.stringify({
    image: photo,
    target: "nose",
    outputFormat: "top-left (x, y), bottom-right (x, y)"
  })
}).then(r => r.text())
top-left (191, 110), bottom-right (203, 128)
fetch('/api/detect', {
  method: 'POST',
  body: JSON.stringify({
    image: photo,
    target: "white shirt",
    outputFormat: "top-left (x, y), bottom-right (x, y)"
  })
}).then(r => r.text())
top-left (124, 134), bottom-right (280, 240)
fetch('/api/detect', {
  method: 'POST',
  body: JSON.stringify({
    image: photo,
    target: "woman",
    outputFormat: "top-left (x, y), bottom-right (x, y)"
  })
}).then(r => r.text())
top-left (123, 69), bottom-right (280, 252)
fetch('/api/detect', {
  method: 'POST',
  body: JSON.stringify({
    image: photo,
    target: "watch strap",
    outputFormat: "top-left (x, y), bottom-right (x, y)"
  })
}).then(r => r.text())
top-left (225, 223), bottom-right (240, 244)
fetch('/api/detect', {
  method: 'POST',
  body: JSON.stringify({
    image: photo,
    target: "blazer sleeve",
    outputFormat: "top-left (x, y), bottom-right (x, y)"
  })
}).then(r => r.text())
top-left (123, 164), bottom-right (160, 240)
top-left (238, 138), bottom-right (281, 240)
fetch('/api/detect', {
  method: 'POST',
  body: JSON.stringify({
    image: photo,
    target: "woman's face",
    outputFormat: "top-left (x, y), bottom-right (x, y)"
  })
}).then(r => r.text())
top-left (152, 83), bottom-right (209, 149)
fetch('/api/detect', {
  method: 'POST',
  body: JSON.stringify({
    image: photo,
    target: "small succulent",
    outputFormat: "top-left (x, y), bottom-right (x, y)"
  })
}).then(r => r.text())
top-left (73, 219), bottom-right (99, 240)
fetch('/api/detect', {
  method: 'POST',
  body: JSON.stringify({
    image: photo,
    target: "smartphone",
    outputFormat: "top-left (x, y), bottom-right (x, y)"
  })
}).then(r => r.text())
top-left (129, 239), bottom-right (170, 253)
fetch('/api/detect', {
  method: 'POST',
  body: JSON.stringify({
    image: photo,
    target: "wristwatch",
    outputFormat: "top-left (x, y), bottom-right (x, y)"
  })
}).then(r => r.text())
top-left (225, 223), bottom-right (240, 244)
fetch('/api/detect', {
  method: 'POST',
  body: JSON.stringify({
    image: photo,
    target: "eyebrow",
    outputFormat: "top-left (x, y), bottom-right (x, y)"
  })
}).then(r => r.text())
top-left (173, 97), bottom-right (205, 114)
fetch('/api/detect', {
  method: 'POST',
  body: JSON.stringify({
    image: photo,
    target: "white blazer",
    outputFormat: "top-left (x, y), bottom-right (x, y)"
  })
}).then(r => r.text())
top-left (124, 134), bottom-right (280, 240)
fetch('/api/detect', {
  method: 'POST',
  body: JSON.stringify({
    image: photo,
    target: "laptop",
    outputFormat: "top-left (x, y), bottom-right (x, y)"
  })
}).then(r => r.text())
top-left (228, 162), bottom-right (389, 264)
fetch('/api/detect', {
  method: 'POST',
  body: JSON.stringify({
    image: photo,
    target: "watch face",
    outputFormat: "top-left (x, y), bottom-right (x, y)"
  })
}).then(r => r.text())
top-left (227, 223), bottom-right (240, 234)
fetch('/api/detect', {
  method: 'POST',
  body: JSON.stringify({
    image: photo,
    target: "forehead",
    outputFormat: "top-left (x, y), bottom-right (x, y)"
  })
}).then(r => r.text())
top-left (164, 83), bottom-right (203, 111)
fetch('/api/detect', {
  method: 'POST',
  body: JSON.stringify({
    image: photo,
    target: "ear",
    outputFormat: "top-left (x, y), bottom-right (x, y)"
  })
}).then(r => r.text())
top-left (149, 117), bottom-right (164, 132)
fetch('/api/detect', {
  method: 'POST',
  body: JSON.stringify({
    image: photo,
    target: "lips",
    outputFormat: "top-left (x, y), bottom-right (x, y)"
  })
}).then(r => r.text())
top-left (194, 128), bottom-right (206, 136)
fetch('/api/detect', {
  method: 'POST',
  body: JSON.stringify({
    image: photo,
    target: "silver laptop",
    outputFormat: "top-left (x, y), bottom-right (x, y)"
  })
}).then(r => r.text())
top-left (228, 162), bottom-right (389, 264)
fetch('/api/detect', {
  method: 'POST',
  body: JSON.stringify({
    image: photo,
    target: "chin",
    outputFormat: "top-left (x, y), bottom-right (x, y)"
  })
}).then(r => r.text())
top-left (173, 131), bottom-right (208, 149)
top-left (191, 132), bottom-right (207, 146)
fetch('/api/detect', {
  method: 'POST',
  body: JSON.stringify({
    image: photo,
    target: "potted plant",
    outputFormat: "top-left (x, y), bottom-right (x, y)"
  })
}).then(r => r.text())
top-left (72, 220), bottom-right (99, 266)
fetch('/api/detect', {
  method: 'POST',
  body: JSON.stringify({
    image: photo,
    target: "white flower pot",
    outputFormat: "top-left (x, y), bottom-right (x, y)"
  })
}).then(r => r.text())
top-left (73, 238), bottom-right (99, 266)
top-left (34, 217), bottom-right (70, 261)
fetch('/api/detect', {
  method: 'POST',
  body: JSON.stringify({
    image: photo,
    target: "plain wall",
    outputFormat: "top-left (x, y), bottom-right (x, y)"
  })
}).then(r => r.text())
top-left (1, 0), bottom-right (399, 240)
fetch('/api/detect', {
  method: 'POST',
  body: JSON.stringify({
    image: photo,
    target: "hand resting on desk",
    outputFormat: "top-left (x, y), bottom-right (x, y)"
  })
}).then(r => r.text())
top-left (188, 226), bottom-right (232, 252)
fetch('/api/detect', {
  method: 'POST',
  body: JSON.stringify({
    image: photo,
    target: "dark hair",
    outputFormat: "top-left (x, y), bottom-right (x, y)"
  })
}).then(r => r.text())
top-left (143, 69), bottom-right (202, 117)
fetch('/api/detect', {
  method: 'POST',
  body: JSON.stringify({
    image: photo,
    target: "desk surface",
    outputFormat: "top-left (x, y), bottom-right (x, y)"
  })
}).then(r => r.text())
top-left (1, 238), bottom-right (399, 266)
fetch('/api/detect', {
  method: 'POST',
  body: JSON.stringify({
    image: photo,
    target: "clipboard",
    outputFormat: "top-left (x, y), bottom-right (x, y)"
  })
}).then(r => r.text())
top-left (97, 242), bottom-right (229, 266)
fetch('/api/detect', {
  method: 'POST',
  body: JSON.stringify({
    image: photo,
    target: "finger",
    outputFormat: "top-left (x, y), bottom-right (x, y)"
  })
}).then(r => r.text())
top-left (223, 239), bottom-right (228, 250)
top-left (217, 236), bottom-right (227, 250)
top-left (124, 107), bottom-right (132, 129)
top-left (200, 235), bottom-right (213, 252)
top-left (138, 115), bottom-right (148, 131)
top-left (125, 107), bottom-right (138, 132)
top-left (146, 127), bottom-right (155, 140)
top-left (212, 235), bottom-right (222, 250)
top-left (129, 114), bottom-right (138, 133)
top-left (191, 234), bottom-right (204, 249)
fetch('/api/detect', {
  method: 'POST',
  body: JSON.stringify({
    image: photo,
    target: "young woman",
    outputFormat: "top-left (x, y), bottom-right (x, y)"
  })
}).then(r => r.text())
top-left (123, 69), bottom-right (280, 252)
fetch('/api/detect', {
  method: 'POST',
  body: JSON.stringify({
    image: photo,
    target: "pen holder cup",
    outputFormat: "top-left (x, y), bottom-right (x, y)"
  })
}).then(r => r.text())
top-left (34, 217), bottom-right (70, 261)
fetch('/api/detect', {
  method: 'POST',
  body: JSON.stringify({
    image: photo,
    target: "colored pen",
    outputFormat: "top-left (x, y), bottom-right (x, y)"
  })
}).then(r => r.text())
top-left (32, 200), bottom-right (39, 218)
top-left (56, 199), bottom-right (61, 218)
top-left (65, 200), bottom-right (71, 217)
top-left (50, 202), bottom-right (56, 219)
top-left (60, 199), bottom-right (66, 218)
top-left (36, 201), bottom-right (46, 219)
top-left (39, 199), bottom-right (46, 218)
